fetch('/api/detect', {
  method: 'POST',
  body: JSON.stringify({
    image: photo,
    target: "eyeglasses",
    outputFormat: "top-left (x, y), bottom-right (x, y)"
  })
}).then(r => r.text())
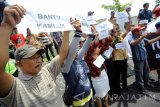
top-left (23, 55), bottom-right (41, 61)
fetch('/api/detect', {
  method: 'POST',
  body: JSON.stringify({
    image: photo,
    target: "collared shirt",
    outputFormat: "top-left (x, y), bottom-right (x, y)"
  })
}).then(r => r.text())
top-left (138, 9), bottom-right (152, 22)
top-left (128, 35), bottom-right (148, 61)
top-left (0, 56), bottom-right (66, 107)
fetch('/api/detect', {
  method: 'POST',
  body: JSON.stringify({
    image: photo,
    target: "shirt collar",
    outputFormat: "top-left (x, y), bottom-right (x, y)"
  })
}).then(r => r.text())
top-left (18, 70), bottom-right (42, 81)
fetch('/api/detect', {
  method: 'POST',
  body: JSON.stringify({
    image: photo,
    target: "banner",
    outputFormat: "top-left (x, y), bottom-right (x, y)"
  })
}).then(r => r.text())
top-left (145, 34), bottom-right (160, 70)
top-left (17, 10), bottom-right (75, 34)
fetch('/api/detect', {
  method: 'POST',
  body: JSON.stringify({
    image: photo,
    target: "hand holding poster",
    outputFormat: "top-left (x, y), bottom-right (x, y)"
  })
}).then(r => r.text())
top-left (17, 10), bottom-right (75, 33)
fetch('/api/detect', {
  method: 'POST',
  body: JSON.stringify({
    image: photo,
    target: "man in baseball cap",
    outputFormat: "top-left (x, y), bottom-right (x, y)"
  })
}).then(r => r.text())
top-left (14, 44), bottom-right (45, 61)
top-left (131, 26), bottom-right (145, 35)
top-left (128, 25), bottom-right (160, 92)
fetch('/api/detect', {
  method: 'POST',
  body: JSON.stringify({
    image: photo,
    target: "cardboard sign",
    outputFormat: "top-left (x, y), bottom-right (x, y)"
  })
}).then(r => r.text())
top-left (93, 55), bottom-right (105, 68)
top-left (116, 12), bottom-right (129, 23)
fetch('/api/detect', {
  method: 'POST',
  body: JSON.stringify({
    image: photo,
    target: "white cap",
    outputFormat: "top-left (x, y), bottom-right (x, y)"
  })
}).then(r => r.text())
top-left (139, 20), bottom-right (148, 25)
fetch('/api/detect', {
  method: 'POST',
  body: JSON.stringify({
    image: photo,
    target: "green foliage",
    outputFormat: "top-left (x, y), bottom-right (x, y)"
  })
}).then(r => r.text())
top-left (156, 0), bottom-right (160, 4)
top-left (101, 0), bottom-right (132, 12)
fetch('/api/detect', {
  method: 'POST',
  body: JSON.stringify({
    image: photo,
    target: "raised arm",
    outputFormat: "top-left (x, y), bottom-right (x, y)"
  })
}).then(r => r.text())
top-left (77, 35), bottom-right (94, 59)
top-left (62, 19), bottom-right (82, 73)
top-left (58, 31), bottom-right (70, 66)
top-left (147, 35), bottom-right (160, 44)
top-left (0, 5), bottom-right (26, 97)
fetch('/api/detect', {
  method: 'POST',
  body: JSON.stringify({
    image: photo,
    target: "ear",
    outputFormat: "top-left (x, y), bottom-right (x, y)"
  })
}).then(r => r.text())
top-left (16, 61), bottom-right (23, 67)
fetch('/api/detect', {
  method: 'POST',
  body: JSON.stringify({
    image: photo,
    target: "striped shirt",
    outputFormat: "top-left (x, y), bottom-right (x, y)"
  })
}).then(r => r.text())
top-left (0, 56), bottom-right (66, 107)
top-left (39, 36), bottom-right (52, 46)
top-left (128, 35), bottom-right (148, 61)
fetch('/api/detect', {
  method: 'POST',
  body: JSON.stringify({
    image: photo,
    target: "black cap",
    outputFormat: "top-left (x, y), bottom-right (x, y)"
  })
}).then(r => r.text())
top-left (155, 21), bottom-right (160, 29)
top-left (14, 44), bottom-right (45, 61)
top-left (88, 11), bottom-right (94, 16)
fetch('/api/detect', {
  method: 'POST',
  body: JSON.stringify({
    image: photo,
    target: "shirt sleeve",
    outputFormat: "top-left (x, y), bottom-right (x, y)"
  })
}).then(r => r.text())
top-left (0, 78), bottom-right (17, 107)
top-left (61, 31), bottom-right (82, 73)
top-left (43, 56), bottom-right (62, 79)
top-left (77, 37), bottom-right (93, 59)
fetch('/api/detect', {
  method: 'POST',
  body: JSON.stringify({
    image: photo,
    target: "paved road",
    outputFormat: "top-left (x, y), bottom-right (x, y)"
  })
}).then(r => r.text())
top-left (109, 71), bottom-right (160, 107)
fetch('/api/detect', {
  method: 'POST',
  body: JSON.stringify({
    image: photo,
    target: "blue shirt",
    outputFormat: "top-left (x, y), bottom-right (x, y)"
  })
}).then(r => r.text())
top-left (138, 9), bottom-right (152, 22)
top-left (128, 35), bottom-right (148, 61)
top-left (62, 59), bottom-right (91, 101)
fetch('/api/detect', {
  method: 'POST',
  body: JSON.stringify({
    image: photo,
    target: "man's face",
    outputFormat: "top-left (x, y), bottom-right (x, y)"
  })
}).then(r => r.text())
top-left (135, 30), bottom-right (142, 36)
top-left (18, 53), bottom-right (42, 76)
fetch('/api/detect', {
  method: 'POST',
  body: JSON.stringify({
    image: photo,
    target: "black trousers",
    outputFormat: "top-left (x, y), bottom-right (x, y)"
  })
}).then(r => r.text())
top-left (45, 44), bottom-right (55, 61)
top-left (113, 59), bottom-right (128, 95)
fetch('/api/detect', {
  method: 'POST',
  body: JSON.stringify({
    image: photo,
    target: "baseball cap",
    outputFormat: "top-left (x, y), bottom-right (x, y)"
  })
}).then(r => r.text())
top-left (14, 44), bottom-right (45, 61)
top-left (155, 21), bottom-right (160, 29)
top-left (131, 26), bottom-right (145, 33)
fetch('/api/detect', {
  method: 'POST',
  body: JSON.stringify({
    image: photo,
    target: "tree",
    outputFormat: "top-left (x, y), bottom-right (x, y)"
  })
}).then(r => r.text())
top-left (155, 0), bottom-right (160, 4)
top-left (101, 0), bottom-right (132, 12)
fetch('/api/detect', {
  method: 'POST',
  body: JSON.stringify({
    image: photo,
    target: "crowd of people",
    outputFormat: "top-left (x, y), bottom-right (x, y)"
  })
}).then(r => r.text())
top-left (0, 2), bottom-right (160, 107)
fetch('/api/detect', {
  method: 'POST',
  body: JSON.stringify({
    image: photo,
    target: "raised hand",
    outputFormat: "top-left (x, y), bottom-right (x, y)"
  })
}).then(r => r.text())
top-left (70, 17), bottom-right (82, 32)
top-left (2, 4), bottom-right (26, 27)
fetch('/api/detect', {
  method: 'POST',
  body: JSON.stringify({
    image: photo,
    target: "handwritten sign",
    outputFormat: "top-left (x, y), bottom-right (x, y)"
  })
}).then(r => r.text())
top-left (116, 12), bottom-right (129, 23)
top-left (17, 10), bottom-right (74, 33)
top-left (93, 55), bottom-right (105, 68)
top-left (96, 21), bottom-right (109, 40)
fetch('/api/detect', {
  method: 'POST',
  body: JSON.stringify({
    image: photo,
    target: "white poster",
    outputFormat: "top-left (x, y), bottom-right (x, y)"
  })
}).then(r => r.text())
top-left (96, 21), bottom-right (109, 40)
top-left (81, 18), bottom-right (92, 34)
top-left (116, 12), bottom-right (129, 23)
top-left (147, 17), bottom-right (160, 33)
top-left (93, 55), bottom-right (105, 68)
top-left (115, 42), bottom-right (126, 49)
top-left (17, 10), bottom-right (75, 33)
top-left (103, 46), bottom-right (114, 59)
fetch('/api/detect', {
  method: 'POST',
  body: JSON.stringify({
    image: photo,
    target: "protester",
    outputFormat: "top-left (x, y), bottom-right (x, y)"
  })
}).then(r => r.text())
top-left (124, 6), bottom-right (132, 28)
top-left (38, 32), bottom-right (55, 61)
top-left (50, 31), bottom-right (62, 54)
top-left (0, 4), bottom-right (78, 107)
top-left (152, 4), bottom-right (160, 19)
top-left (128, 25), bottom-right (160, 92)
top-left (10, 27), bottom-right (26, 48)
top-left (138, 2), bottom-right (152, 22)
top-left (108, 11), bottom-right (120, 30)
top-left (85, 40), bottom-right (110, 107)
